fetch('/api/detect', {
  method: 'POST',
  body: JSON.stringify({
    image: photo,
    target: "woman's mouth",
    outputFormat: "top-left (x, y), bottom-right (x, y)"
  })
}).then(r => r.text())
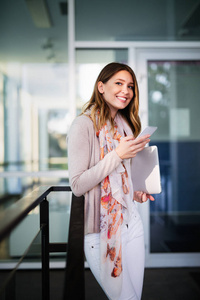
top-left (116, 96), bottom-right (127, 102)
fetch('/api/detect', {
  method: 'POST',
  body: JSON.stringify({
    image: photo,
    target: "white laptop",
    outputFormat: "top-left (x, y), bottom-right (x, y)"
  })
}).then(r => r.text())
top-left (131, 145), bottom-right (162, 194)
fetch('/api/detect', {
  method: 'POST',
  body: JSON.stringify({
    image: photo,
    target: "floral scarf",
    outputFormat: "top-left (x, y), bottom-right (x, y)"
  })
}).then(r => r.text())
top-left (97, 113), bottom-right (134, 299)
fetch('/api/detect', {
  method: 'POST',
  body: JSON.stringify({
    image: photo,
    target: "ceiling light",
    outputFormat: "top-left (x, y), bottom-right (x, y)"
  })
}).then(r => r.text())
top-left (25, 0), bottom-right (53, 28)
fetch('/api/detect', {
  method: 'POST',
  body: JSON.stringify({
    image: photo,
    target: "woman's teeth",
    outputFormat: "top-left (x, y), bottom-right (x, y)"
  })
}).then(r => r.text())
top-left (117, 96), bottom-right (126, 102)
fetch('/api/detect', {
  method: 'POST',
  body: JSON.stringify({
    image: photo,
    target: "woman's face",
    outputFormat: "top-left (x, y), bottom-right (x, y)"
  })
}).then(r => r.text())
top-left (98, 70), bottom-right (134, 118)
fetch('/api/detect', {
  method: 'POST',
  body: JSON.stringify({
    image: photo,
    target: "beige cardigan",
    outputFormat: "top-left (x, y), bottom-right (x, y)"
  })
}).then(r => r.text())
top-left (67, 114), bottom-right (122, 235)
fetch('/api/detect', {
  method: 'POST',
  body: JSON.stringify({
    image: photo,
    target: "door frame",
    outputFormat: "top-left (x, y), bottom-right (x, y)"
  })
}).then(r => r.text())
top-left (135, 48), bottom-right (200, 267)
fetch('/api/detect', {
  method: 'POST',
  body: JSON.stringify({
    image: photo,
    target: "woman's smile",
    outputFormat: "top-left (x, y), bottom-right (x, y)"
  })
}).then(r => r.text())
top-left (116, 96), bottom-right (127, 102)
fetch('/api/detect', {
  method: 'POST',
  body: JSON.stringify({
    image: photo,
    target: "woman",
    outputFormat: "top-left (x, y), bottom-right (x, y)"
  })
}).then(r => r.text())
top-left (68, 62), bottom-right (155, 300)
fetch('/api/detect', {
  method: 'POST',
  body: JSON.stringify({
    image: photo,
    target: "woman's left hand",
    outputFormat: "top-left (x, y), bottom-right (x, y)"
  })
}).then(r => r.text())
top-left (134, 191), bottom-right (155, 203)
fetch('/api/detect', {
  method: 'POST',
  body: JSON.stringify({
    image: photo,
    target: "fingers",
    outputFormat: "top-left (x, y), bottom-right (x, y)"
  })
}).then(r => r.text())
top-left (124, 134), bottom-right (150, 144)
top-left (115, 135), bottom-right (150, 160)
top-left (141, 193), bottom-right (155, 202)
top-left (134, 191), bottom-right (155, 203)
top-left (134, 140), bottom-right (150, 151)
top-left (146, 194), bottom-right (155, 201)
top-left (126, 135), bottom-right (150, 151)
top-left (142, 192), bottom-right (147, 202)
top-left (134, 191), bottom-right (146, 203)
top-left (133, 134), bottom-right (151, 145)
top-left (129, 138), bottom-right (150, 156)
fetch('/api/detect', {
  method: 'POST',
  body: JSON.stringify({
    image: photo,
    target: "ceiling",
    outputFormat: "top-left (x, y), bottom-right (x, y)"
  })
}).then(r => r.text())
top-left (0, 0), bottom-right (200, 63)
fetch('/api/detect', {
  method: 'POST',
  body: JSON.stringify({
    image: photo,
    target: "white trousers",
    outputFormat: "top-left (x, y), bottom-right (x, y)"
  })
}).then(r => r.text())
top-left (84, 202), bottom-right (145, 300)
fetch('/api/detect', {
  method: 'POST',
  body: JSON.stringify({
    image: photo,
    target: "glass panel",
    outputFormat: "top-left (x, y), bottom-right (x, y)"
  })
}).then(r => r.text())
top-left (0, 73), bottom-right (4, 168)
top-left (0, 1), bottom-right (69, 173)
top-left (48, 190), bottom-right (71, 247)
top-left (76, 49), bottom-right (128, 113)
top-left (0, 177), bottom-right (71, 261)
top-left (0, 64), bottom-right (69, 173)
top-left (148, 60), bottom-right (200, 253)
top-left (0, 217), bottom-right (42, 300)
top-left (75, 0), bottom-right (200, 41)
top-left (0, 185), bottom-right (71, 297)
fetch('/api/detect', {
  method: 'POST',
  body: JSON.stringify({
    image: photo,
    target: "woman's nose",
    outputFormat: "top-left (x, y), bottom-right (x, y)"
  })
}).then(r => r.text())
top-left (122, 85), bottom-right (129, 94)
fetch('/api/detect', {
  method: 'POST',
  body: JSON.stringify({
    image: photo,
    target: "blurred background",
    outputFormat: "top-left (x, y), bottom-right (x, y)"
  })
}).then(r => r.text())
top-left (0, 0), bottom-right (200, 271)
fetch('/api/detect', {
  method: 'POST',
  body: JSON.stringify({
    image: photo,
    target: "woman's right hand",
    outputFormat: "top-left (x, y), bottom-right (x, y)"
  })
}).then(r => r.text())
top-left (115, 135), bottom-right (150, 160)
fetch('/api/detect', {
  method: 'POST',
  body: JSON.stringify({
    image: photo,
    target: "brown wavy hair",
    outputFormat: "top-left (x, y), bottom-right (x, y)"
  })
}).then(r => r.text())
top-left (82, 62), bottom-right (141, 137)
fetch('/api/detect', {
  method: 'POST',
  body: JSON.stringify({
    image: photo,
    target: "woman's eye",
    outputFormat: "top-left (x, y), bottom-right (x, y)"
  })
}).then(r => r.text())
top-left (116, 82), bottom-right (122, 86)
top-left (129, 86), bottom-right (134, 90)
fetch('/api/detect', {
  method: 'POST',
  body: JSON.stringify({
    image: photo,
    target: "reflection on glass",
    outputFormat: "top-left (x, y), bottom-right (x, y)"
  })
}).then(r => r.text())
top-left (0, 73), bottom-right (4, 169)
top-left (75, 0), bottom-right (200, 41)
top-left (148, 60), bottom-right (200, 253)
top-left (76, 49), bottom-right (128, 113)
top-left (0, 64), bottom-right (69, 173)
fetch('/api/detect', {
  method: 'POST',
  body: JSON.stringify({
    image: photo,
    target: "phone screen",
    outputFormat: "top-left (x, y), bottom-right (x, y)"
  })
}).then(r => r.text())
top-left (136, 126), bottom-right (157, 139)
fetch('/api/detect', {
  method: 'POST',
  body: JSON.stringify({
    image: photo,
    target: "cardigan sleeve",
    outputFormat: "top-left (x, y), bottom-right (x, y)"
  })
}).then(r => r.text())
top-left (67, 116), bottom-right (122, 197)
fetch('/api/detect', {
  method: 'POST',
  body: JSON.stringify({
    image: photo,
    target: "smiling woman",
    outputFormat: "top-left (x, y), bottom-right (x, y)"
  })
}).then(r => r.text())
top-left (68, 62), bottom-right (154, 300)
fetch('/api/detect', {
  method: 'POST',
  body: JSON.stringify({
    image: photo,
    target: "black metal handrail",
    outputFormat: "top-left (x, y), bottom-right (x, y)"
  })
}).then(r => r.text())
top-left (0, 186), bottom-right (71, 242)
top-left (0, 186), bottom-right (85, 300)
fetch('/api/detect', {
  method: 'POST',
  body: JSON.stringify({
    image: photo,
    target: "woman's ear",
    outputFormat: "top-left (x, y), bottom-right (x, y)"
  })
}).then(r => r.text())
top-left (97, 81), bottom-right (104, 94)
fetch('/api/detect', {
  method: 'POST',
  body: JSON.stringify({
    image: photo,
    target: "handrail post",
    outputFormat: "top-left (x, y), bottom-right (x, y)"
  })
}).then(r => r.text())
top-left (5, 273), bottom-right (16, 300)
top-left (40, 197), bottom-right (50, 300)
top-left (63, 194), bottom-right (85, 300)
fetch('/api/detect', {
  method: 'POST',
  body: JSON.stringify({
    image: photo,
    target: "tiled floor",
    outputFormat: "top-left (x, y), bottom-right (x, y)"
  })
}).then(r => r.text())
top-left (85, 267), bottom-right (200, 300)
top-left (1, 267), bottom-right (199, 300)
top-left (141, 267), bottom-right (200, 300)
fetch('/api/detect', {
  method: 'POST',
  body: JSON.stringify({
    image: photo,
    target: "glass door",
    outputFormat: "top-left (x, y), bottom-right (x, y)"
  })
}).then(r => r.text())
top-left (137, 49), bottom-right (200, 267)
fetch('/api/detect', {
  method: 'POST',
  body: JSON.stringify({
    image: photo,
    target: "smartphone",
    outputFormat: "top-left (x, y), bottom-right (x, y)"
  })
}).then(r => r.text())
top-left (136, 126), bottom-right (157, 139)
